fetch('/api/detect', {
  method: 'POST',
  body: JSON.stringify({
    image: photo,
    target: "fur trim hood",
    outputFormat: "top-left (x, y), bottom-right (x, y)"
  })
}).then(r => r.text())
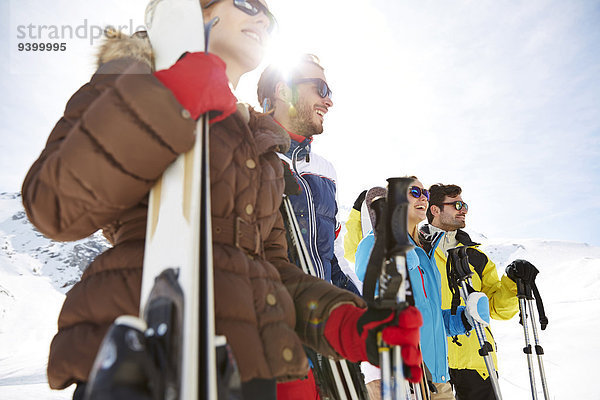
top-left (96, 28), bottom-right (154, 69)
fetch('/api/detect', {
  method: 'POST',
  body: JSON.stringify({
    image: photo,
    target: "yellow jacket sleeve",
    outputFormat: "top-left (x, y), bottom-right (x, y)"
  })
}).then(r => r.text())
top-left (466, 249), bottom-right (519, 320)
top-left (343, 208), bottom-right (363, 263)
top-left (480, 259), bottom-right (519, 320)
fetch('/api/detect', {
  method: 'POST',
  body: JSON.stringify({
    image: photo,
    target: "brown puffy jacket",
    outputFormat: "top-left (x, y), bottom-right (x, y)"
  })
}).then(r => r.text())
top-left (22, 32), bottom-right (364, 390)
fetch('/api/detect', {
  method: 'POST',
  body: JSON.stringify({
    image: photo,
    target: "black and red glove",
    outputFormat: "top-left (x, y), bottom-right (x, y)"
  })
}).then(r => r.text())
top-left (154, 52), bottom-right (237, 123)
top-left (324, 304), bottom-right (423, 383)
top-left (506, 259), bottom-right (539, 284)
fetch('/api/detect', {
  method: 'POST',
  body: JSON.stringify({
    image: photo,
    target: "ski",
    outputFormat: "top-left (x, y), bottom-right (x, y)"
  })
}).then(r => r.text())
top-left (140, 1), bottom-right (214, 399)
top-left (83, 2), bottom-right (219, 399)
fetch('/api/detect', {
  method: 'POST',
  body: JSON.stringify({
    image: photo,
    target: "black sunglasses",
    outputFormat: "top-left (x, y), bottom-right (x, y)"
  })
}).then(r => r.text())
top-left (442, 201), bottom-right (469, 211)
top-left (409, 186), bottom-right (429, 200)
top-left (292, 78), bottom-right (333, 100)
top-left (204, 0), bottom-right (277, 33)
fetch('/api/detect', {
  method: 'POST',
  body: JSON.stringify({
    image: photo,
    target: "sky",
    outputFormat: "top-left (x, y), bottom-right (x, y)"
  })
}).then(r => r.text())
top-left (1, 0), bottom-right (599, 246)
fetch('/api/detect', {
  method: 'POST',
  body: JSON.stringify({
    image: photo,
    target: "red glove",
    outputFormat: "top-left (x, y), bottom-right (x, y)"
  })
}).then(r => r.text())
top-left (324, 304), bottom-right (423, 383)
top-left (154, 52), bottom-right (237, 123)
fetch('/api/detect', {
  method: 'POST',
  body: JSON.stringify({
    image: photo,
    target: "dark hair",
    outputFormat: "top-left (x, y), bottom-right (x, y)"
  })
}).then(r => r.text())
top-left (426, 183), bottom-right (462, 223)
top-left (257, 54), bottom-right (324, 111)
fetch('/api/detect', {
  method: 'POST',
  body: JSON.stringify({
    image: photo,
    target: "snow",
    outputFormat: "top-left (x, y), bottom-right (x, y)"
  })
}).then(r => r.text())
top-left (0, 193), bottom-right (108, 400)
top-left (1, 193), bottom-right (598, 399)
top-left (481, 239), bottom-right (600, 399)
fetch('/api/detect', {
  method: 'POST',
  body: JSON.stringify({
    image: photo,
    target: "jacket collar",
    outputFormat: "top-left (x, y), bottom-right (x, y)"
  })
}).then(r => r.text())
top-left (419, 224), bottom-right (480, 256)
top-left (455, 229), bottom-right (479, 246)
top-left (273, 119), bottom-right (313, 158)
top-left (247, 110), bottom-right (291, 154)
top-left (419, 224), bottom-right (445, 255)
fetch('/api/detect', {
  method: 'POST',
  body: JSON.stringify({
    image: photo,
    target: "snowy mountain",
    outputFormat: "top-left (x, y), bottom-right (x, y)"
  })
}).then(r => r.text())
top-left (1, 193), bottom-right (599, 399)
top-left (0, 192), bottom-right (109, 399)
top-left (0, 193), bottom-right (111, 294)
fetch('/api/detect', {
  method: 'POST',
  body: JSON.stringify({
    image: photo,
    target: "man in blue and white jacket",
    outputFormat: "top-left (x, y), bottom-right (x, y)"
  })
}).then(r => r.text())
top-left (257, 54), bottom-right (360, 296)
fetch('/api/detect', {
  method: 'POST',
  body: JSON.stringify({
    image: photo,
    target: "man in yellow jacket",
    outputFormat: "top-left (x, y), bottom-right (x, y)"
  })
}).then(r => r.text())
top-left (420, 183), bottom-right (518, 400)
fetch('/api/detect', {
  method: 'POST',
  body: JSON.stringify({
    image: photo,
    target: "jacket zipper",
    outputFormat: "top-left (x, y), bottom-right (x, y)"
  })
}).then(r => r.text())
top-left (291, 145), bottom-right (325, 280)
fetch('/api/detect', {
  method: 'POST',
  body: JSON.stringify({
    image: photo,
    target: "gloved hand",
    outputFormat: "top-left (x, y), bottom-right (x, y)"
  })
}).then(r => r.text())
top-left (282, 161), bottom-right (301, 196)
top-left (463, 292), bottom-right (490, 329)
top-left (506, 259), bottom-right (539, 283)
top-left (154, 52), bottom-right (237, 123)
top-left (353, 190), bottom-right (367, 211)
top-left (324, 304), bottom-right (423, 383)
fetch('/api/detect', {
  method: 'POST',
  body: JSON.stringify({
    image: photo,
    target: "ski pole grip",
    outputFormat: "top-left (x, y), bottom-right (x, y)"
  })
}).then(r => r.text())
top-left (458, 247), bottom-right (474, 279)
top-left (371, 197), bottom-right (387, 233)
top-left (515, 278), bottom-right (527, 299)
top-left (385, 177), bottom-right (413, 253)
top-left (447, 247), bottom-right (473, 281)
top-left (362, 197), bottom-right (388, 302)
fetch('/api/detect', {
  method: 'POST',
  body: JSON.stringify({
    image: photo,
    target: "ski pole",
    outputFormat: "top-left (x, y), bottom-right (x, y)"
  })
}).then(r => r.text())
top-left (383, 178), bottom-right (416, 399)
top-left (339, 359), bottom-right (361, 400)
top-left (518, 297), bottom-right (538, 399)
top-left (368, 212), bottom-right (405, 399)
top-left (367, 193), bottom-right (406, 400)
top-left (511, 260), bottom-right (550, 400)
top-left (447, 247), bottom-right (503, 400)
top-left (528, 298), bottom-right (549, 400)
top-left (281, 196), bottom-right (319, 277)
top-left (363, 178), bottom-right (432, 400)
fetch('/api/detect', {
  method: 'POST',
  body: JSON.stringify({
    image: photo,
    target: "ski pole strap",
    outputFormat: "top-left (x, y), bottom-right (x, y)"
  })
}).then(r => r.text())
top-left (446, 252), bottom-right (462, 315)
top-left (532, 282), bottom-right (549, 330)
top-left (380, 258), bottom-right (405, 306)
top-left (447, 247), bottom-right (479, 315)
top-left (454, 247), bottom-right (474, 280)
top-left (362, 197), bottom-right (388, 302)
top-left (362, 238), bottom-right (385, 302)
top-left (478, 341), bottom-right (494, 357)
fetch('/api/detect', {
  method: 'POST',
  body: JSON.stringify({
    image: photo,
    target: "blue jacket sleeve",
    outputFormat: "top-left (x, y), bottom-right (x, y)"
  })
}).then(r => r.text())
top-left (331, 253), bottom-right (360, 295)
top-left (354, 233), bottom-right (375, 283)
top-left (442, 305), bottom-right (469, 337)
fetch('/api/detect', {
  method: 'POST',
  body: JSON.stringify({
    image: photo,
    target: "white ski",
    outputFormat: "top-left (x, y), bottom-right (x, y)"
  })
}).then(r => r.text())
top-left (141, 0), bottom-right (216, 399)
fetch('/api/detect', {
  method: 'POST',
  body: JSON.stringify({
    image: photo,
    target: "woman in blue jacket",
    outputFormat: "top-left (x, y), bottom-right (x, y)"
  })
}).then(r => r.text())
top-left (355, 178), bottom-right (490, 399)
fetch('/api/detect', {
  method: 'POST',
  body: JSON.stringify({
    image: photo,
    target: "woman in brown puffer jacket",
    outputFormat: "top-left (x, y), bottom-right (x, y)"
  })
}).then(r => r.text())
top-left (23, 1), bottom-right (423, 399)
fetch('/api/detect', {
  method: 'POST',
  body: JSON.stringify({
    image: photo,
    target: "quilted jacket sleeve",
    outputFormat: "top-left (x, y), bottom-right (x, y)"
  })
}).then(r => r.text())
top-left (264, 209), bottom-right (365, 358)
top-left (22, 58), bottom-right (196, 241)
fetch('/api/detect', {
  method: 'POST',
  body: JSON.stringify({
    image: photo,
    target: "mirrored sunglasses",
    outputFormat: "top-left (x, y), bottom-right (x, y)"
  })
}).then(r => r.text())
top-left (409, 186), bottom-right (429, 200)
top-left (442, 201), bottom-right (468, 211)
